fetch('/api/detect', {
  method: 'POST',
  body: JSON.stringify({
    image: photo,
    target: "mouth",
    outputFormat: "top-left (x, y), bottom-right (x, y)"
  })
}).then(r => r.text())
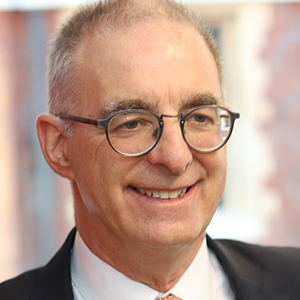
top-left (133, 187), bottom-right (189, 200)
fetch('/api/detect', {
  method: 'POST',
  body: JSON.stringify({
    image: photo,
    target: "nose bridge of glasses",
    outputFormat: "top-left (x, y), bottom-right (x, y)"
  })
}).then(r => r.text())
top-left (160, 114), bottom-right (183, 128)
top-left (159, 113), bottom-right (186, 144)
top-left (159, 113), bottom-right (184, 135)
top-left (160, 113), bottom-right (182, 119)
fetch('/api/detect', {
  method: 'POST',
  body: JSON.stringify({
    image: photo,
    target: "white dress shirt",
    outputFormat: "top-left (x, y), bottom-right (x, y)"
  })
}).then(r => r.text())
top-left (71, 232), bottom-right (234, 300)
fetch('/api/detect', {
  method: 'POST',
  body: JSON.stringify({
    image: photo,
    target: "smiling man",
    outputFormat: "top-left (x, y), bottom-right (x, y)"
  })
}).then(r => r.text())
top-left (1, 0), bottom-right (300, 299)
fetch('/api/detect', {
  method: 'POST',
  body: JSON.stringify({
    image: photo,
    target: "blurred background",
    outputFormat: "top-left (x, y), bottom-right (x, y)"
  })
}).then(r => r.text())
top-left (0, 0), bottom-right (300, 283)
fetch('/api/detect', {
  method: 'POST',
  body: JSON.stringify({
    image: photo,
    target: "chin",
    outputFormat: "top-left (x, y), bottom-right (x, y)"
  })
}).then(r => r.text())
top-left (131, 222), bottom-right (206, 250)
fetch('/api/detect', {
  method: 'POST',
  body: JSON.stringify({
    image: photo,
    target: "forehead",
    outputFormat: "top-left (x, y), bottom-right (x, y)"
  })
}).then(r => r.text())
top-left (75, 20), bottom-right (222, 116)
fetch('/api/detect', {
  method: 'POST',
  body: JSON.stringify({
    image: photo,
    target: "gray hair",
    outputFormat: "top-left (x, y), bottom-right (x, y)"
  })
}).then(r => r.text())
top-left (47, 0), bottom-right (223, 121)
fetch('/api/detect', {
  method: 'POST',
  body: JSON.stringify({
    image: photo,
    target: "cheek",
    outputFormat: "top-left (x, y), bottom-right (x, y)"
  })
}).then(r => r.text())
top-left (69, 135), bottom-right (138, 199)
top-left (210, 153), bottom-right (227, 207)
top-left (197, 148), bottom-right (227, 197)
top-left (198, 151), bottom-right (227, 227)
top-left (206, 147), bottom-right (227, 175)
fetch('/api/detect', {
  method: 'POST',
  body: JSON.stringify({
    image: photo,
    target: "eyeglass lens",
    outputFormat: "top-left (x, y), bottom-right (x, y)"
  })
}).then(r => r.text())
top-left (107, 107), bottom-right (232, 156)
top-left (108, 111), bottom-right (160, 156)
top-left (183, 107), bottom-right (230, 152)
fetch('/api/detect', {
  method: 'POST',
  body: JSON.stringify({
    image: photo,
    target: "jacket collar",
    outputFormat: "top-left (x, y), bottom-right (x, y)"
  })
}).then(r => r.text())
top-left (29, 229), bottom-right (290, 300)
top-left (31, 228), bottom-right (76, 300)
top-left (207, 235), bottom-right (289, 300)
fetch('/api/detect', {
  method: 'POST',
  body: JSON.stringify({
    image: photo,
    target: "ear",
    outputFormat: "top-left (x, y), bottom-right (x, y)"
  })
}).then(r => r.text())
top-left (36, 113), bottom-right (75, 180)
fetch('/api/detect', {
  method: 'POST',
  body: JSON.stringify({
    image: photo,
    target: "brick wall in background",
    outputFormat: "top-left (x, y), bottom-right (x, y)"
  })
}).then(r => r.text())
top-left (1, 1), bottom-right (300, 283)
top-left (0, 11), bottom-right (20, 282)
top-left (0, 10), bottom-right (73, 282)
top-left (263, 3), bottom-right (300, 246)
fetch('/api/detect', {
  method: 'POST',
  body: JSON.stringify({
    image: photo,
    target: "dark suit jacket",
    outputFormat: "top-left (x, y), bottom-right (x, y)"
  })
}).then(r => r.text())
top-left (1, 228), bottom-right (300, 300)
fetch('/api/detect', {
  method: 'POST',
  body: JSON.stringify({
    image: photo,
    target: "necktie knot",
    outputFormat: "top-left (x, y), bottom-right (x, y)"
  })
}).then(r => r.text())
top-left (156, 294), bottom-right (182, 300)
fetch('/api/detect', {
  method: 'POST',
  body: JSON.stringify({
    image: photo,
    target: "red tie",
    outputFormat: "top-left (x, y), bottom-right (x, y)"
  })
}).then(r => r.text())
top-left (156, 294), bottom-right (182, 300)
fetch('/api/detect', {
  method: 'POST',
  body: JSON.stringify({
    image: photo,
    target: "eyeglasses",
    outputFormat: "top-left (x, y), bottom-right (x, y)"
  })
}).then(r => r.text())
top-left (57, 105), bottom-right (240, 157)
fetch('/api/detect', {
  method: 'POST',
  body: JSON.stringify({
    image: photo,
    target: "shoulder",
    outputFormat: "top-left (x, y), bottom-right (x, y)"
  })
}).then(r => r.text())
top-left (0, 228), bottom-right (76, 300)
top-left (207, 236), bottom-right (300, 295)
top-left (0, 267), bottom-right (43, 299)
top-left (210, 237), bottom-right (300, 268)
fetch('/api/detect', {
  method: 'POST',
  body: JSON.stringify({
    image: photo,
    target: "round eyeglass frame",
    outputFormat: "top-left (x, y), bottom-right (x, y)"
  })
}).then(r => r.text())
top-left (56, 105), bottom-right (240, 157)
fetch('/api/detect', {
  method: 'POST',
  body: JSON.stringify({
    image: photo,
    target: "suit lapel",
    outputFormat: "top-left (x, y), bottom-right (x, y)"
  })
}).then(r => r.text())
top-left (31, 228), bottom-right (76, 300)
top-left (207, 236), bottom-right (289, 300)
top-left (27, 229), bottom-right (291, 300)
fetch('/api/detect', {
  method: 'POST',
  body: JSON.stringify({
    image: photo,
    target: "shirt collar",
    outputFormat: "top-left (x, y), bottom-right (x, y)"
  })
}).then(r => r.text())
top-left (71, 231), bottom-right (224, 300)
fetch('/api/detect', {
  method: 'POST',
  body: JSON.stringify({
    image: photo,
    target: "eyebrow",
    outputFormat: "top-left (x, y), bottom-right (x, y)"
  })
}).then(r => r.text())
top-left (179, 93), bottom-right (222, 111)
top-left (98, 92), bottom-right (222, 119)
top-left (98, 98), bottom-right (157, 119)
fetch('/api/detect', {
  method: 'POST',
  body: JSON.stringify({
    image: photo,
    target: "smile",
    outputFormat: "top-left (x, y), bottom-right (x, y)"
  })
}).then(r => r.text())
top-left (135, 187), bottom-right (188, 200)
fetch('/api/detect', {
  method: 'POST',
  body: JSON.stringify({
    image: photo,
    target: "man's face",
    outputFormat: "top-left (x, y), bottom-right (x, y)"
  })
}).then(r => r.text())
top-left (66, 21), bottom-right (227, 250)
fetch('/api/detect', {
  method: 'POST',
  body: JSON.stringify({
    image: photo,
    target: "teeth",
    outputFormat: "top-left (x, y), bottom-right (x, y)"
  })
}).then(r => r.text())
top-left (160, 191), bottom-right (169, 199)
top-left (152, 191), bottom-right (160, 198)
top-left (169, 190), bottom-right (178, 199)
top-left (146, 190), bottom-right (153, 197)
top-left (137, 188), bottom-right (188, 200)
top-left (180, 188), bottom-right (187, 197)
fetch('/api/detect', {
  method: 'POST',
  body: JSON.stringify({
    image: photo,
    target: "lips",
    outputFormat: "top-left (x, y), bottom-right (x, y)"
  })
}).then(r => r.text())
top-left (135, 187), bottom-right (188, 200)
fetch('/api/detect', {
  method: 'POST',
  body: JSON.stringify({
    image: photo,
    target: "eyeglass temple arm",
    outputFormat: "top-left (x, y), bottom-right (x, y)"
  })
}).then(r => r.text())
top-left (57, 114), bottom-right (102, 127)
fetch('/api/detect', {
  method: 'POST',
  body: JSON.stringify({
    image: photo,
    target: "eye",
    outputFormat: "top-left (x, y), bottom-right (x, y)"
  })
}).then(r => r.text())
top-left (109, 113), bottom-right (156, 136)
top-left (193, 114), bottom-right (208, 123)
top-left (184, 110), bottom-right (216, 130)
top-left (189, 113), bottom-right (213, 125)
top-left (108, 111), bottom-right (159, 141)
top-left (124, 120), bottom-right (140, 129)
top-left (112, 116), bottom-right (146, 132)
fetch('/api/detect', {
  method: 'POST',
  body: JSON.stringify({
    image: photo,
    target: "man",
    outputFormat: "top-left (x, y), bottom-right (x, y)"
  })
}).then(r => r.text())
top-left (1, 0), bottom-right (300, 299)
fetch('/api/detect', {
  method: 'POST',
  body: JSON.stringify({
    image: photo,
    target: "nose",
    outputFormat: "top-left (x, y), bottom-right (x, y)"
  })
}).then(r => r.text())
top-left (147, 116), bottom-right (193, 174)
